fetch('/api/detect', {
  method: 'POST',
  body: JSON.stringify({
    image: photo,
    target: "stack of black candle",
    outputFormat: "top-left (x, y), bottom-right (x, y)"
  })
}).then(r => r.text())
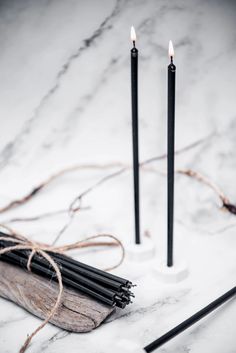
top-left (0, 233), bottom-right (135, 309)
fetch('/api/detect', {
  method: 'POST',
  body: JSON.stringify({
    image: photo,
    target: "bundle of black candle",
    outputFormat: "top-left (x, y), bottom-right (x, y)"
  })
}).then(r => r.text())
top-left (0, 233), bottom-right (135, 309)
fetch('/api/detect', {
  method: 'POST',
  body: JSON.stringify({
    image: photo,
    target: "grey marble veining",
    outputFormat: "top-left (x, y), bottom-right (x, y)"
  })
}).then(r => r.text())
top-left (0, 0), bottom-right (235, 352)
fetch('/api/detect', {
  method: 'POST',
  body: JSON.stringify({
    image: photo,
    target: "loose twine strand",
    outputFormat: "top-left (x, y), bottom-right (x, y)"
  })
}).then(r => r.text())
top-left (0, 224), bottom-right (125, 353)
top-left (0, 134), bottom-right (214, 216)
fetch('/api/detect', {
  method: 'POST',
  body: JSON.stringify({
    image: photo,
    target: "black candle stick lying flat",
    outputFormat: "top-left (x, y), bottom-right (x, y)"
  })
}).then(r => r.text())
top-left (144, 286), bottom-right (236, 352)
top-left (0, 234), bottom-right (135, 309)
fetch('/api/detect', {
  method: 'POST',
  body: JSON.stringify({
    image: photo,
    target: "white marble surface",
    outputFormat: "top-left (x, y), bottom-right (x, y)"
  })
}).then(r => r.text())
top-left (0, 0), bottom-right (236, 352)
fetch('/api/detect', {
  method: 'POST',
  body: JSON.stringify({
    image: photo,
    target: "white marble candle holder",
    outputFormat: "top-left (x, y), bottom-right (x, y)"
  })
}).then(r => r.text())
top-left (152, 259), bottom-right (189, 283)
top-left (126, 238), bottom-right (155, 262)
top-left (112, 339), bottom-right (145, 353)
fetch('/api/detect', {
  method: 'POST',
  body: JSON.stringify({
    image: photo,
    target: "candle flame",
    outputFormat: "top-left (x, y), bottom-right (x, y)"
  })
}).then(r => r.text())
top-left (131, 26), bottom-right (136, 42)
top-left (168, 40), bottom-right (174, 58)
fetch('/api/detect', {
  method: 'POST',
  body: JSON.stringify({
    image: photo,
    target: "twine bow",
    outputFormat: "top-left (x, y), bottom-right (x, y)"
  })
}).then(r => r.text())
top-left (0, 224), bottom-right (125, 353)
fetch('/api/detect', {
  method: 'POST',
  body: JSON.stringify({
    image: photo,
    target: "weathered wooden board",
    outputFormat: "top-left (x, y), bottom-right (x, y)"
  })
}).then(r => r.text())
top-left (0, 261), bottom-right (115, 332)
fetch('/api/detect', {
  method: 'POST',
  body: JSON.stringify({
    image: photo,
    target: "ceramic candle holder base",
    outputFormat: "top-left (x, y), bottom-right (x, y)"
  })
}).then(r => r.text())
top-left (126, 239), bottom-right (155, 262)
top-left (112, 339), bottom-right (145, 353)
top-left (152, 259), bottom-right (189, 283)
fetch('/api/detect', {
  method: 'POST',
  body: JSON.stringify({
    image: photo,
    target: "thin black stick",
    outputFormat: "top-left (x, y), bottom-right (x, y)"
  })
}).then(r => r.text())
top-left (131, 37), bottom-right (140, 245)
top-left (167, 53), bottom-right (176, 267)
top-left (144, 287), bottom-right (236, 352)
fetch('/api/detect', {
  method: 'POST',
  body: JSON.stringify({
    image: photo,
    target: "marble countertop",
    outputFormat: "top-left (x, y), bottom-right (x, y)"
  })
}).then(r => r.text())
top-left (0, 0), bottom-right (235, 352)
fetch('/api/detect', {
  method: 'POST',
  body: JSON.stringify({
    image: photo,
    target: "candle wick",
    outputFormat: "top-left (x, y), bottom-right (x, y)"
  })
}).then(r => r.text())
top-left (133, 40), bottom-right (136, 48)
top-left (170, 56), bottom-right (173, 64)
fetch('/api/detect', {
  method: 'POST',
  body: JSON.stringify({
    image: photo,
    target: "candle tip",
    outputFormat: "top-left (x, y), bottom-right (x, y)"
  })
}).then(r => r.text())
top-left (168, 40), bottom-right (174, 58)
top-left (131, 26), bottom-right (136, 42)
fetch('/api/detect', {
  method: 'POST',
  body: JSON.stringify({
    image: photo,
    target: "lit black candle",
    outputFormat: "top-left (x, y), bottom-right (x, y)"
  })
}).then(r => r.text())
top-left (167, 40), bottom-right (175, 267)
top-left (130, 26), bottom-right (140, 245)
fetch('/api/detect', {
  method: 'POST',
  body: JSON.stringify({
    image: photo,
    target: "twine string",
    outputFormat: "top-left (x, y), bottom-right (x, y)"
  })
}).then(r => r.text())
top-left (0, 225), bottom-right (125, 353)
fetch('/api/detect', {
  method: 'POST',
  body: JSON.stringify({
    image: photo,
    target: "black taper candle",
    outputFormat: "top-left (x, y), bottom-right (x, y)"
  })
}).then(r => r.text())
top-left (130, 26), bottom-right (140, 245)
top-left (167, 40), bottom-right (176, 267)
top-left (144, 286), bottom-right (236, 352)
